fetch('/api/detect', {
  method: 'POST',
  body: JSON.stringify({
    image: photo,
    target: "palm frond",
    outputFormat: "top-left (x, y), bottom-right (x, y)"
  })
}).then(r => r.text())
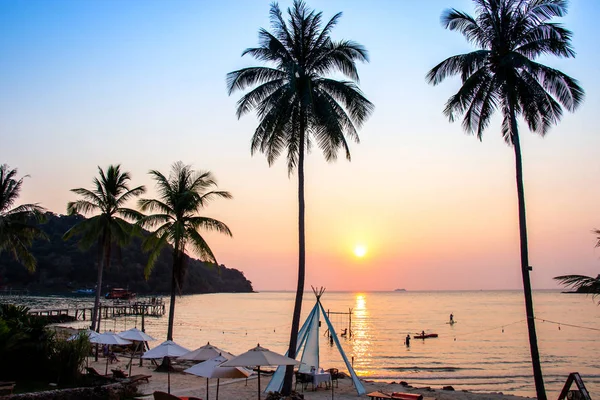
top-left (227, 67), bottom-right (287, 96)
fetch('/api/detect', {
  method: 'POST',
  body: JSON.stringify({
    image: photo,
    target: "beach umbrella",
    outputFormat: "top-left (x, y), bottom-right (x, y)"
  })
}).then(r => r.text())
top-left (221, 344), bottom-right (300, 400)
top-left (184, 354), bottom-right (251, 400)
top-left (90, 332), bottom-right (132, 374)
top-left (118, 327), bottom-right (156, 375)
top-left (142, 340), bottom-right (190, 394)
top-left (179, 342), bottom-right (235, 361)
top-left (67, 328), bottom-right (99, 341)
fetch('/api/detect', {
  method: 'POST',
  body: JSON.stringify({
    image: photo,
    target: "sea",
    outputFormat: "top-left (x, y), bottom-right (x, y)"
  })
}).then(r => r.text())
top-left (3, 290), bottom-right (599, 398)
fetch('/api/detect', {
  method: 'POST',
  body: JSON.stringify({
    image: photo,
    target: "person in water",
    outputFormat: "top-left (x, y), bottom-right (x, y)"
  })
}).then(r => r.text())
top-left (450, 313), bottom-right (454, 323)
top-left (405, 334), bottom-right (411, 346)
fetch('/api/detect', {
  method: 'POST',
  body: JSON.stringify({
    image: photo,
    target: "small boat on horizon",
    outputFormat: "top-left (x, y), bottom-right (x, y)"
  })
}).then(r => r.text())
top-left (414, 333), bottom-right (438, 339)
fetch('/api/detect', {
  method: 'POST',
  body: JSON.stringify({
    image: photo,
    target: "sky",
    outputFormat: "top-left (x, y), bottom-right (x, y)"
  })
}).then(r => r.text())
top-left (1, 0), bottom-right (599, 292)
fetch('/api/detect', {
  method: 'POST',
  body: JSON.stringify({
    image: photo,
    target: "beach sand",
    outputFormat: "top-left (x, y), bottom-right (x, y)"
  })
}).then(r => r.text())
top-left (87, 357), bottom-right (532, 400)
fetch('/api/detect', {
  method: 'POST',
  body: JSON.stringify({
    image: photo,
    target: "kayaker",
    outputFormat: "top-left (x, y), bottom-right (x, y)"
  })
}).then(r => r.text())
top-left (450, 313), bottom-right (454, 323)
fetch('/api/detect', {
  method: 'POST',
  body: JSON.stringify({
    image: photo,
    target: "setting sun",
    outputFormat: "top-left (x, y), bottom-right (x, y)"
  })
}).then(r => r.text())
top-left (354, 245), bottom-right (367, 258)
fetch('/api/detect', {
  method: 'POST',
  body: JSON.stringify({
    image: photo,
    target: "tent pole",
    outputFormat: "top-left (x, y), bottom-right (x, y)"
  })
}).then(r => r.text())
top-left (217, 378), bottom-right (220, 400)
top-left (207, 377), bottom-right (209, 400)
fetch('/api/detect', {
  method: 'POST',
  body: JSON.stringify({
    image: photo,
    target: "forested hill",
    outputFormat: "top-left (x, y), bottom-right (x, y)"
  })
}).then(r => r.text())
top-left (0, 212), bottom-right (254, 294)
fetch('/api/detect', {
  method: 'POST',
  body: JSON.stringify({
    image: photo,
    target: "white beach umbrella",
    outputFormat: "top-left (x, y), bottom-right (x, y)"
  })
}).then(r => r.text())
top-left (184, 355), bottom-right (251, 400)
top-left (90, 332), bottom-right (132, 346)
top-left (67, 328), bottom-right (99, 341)
top-left (179, 342), bottom-right (235, 361)
top-left (90, 333), bottom-right (132, 374)
top-left (142, 340), bottom-right (190, 394)
top-left (118, 327), bottom-right (156, 375)
top-left (221, 344), bottom-right (300, 400)
top-left (142, 340), bottom-right (189, 359)
top-left (118, 327), bottom-right (156, 342)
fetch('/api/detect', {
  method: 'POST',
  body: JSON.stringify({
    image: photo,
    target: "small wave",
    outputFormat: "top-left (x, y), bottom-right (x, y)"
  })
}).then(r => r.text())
top-left (388, 366), bottom-right (477, 372)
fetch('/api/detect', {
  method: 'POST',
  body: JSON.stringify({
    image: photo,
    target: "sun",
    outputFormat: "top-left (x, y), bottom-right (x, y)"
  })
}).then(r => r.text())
top-left (353, 245), bottom-right (367, 258)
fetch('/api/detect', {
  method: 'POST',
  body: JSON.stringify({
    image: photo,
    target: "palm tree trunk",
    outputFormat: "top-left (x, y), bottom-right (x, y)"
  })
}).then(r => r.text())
top-left (91, 235), bottom-right (108, 332)
top-left (282, 119), bottom-right (307, 395)
top-left (510, 109), bottom-right (546, 400)
top-left (166, 250), bottom-right (179, 341)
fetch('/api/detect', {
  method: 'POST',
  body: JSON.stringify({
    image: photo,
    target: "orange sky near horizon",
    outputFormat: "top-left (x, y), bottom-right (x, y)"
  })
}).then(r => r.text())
top-left (2, 0), bottom-right (599, 291)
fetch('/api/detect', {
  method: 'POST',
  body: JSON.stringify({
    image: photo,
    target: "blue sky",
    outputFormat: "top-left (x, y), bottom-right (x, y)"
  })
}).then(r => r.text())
top-left (1, 0), bottom-right (599, 291)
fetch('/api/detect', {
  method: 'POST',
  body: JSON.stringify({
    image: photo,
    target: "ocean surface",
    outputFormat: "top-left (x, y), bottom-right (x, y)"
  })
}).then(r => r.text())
top-left (4, 290), bottom-right (599, 397)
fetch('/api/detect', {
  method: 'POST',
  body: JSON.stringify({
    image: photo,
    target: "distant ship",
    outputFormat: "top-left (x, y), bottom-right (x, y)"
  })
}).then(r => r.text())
top-left (394, 288), bottom-right (406, 292)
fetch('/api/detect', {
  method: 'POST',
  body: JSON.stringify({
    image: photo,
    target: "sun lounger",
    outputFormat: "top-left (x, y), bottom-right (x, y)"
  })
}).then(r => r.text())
top-left (0, 382), bottom-right (16, 396)
top-left (391, 392), bottom-right (423, 400)
top-left (111, 369), bottom-right (128, 379)
top-left (367, 391), bottom-right (393, 400)
top-left (367, 391), bottom-right (424, 400)
top-left (85, 367), bottom-right (112, 379)
top-left (126, 374), bottom-right (152, 384)
top-left (152, 391), bottom-right (201, 400)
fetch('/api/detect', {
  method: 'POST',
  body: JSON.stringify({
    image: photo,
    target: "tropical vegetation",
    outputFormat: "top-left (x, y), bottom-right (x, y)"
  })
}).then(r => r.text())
top-left (0, 212), bottom-right (253, 295)
top-left (63, 165), bottom-right (146, 331)
top-left (0, 304), bottom-right (89, 385)
top-left (227, 0), bottom-right (373, 392)
top-left (0, 164), bottom-right (47, 272)
top-left (426, 0), bottom-right (584, 398)
top-left (137, 162), bottom-right (232, 340)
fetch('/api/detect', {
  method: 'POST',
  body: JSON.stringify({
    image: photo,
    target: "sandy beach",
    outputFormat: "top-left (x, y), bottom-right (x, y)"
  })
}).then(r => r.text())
top-left (87, 357), bottom-right (532, 400)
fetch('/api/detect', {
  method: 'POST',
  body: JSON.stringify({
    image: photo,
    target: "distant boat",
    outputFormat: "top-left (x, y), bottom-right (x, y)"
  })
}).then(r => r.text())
top-left (72, 288), bottom-right (94, 295)
top-left (414, 333), bottom-right (438, 339)
top-left (105, 288), bottom-right (136, 300)
top-left (394, 288), bottom-right (406, 292)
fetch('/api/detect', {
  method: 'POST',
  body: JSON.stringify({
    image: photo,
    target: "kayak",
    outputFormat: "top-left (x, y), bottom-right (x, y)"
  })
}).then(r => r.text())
top-left (414, 333), bottom-right (438, 339)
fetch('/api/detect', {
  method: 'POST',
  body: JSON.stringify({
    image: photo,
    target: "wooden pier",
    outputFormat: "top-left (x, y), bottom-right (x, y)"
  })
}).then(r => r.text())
top-left (28, 300), bottom-right (166, 321)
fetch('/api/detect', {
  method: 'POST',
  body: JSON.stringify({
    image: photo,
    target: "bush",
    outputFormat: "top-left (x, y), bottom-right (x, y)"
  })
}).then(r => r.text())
top-left (0, 304), bottom-right (90, 386)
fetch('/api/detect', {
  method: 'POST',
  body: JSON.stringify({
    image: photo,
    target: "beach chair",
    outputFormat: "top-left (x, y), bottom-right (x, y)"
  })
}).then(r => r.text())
top-left (153, 391), bottom-right (202, 400)
top-left (0, 382), bottom-right (16, 396)
top-left (111, 369), bottom-right (128, 379)
top-left (294, 371), bottom-right (312, 392)
top-left (328, 368), bottom-right (339, 388)
top-left (367, 392), bottom-right (393, 400)
top-left (391, 392), bottom-right (423, 400)
top-left (127, 374), bottom-right (152, 384)
top-left (85, 367), bottom-right (111, 379)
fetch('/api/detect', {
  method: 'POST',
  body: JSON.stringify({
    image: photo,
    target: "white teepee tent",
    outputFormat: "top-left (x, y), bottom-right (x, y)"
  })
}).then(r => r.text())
top-left (265, 287), bottom-right (365, 395)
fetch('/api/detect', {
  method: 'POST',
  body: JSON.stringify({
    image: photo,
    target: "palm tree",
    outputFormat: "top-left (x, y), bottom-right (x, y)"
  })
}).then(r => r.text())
top-left (137, 162), bottom-right (232, 341)
top-left (227, 1), bottom-right (373, 392)
top-left (426, 1), bottom-right (584, 398)
top-left (554, 274), bottom-right (600, 303)
top-left (63, 165), bottom-right (145, 332)
top-left (0, 164), bottom-right (47, 272)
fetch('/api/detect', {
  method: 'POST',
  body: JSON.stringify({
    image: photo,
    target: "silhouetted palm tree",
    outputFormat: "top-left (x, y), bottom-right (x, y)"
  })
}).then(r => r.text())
top-left (137, 162), bottom-right (232, 341)
top-left (554, 274), bottom-right (600, 303)
top-left (64, 165), bottom-right (145, 331)
top-left (0, 164), bottom-right (46, 272)
top-left (426, 1), bottom-right (584, 398)
top-left (227, 1), bottom-right (373, 392)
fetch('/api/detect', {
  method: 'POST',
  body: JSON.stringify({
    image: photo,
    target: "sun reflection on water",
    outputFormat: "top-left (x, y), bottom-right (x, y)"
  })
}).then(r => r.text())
top-left (350, 293), bottom-right (373, 376)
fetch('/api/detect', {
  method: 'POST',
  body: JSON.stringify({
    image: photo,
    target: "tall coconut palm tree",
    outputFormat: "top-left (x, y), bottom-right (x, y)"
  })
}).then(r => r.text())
top-left (227, 1), bottom-right (373, 392)
top-left (426, 1), bottom-right (584, 398)
top-left (0, 164), bottom-right (47, 272)
top-left (137, 162), bottom-right (232, 341)
top-left (63, 165), bottom-right (145, 332)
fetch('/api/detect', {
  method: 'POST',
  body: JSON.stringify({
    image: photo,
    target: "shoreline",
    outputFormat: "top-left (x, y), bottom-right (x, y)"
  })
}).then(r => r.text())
top-left (84, 358), bottom-right (533, 400)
